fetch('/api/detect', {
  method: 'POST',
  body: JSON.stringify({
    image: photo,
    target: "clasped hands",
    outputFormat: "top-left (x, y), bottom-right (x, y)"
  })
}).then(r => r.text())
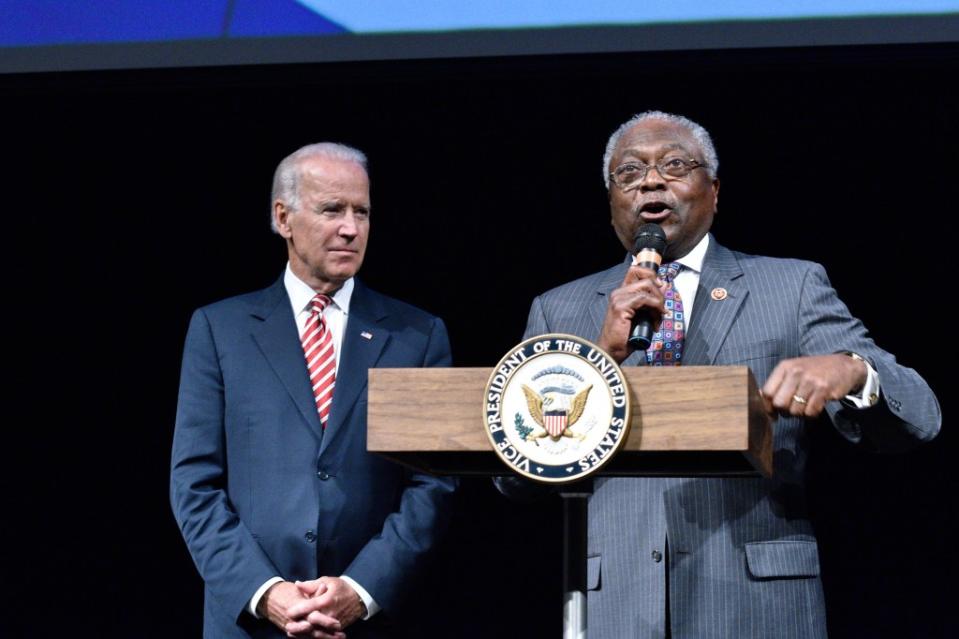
top-left (259, 576), bottom-right (365, 639)
top-left (598, 264), bottom-right (867, 419)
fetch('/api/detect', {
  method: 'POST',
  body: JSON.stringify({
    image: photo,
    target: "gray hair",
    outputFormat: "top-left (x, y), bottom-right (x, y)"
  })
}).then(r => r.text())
top-left (602, 111), bottom-right (718, 189)
top-left (270, 142), bottom-right (368, 232)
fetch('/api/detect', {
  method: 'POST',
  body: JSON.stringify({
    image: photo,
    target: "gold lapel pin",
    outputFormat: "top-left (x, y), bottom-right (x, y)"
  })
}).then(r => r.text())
top-left (710, 288), bottom-right (728, 301)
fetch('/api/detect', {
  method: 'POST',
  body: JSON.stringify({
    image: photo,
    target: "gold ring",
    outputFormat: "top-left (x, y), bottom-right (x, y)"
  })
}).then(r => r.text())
top-left (792, 394), bottom-right (807, 405)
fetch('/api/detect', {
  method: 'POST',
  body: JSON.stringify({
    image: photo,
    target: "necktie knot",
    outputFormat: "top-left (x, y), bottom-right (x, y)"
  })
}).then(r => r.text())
top-left (658, 262), bottom-right (682, 283)
top-left (310, 294), bottom-right (332, 315)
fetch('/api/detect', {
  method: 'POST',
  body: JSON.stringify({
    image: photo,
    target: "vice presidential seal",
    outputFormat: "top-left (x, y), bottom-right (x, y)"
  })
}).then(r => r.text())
top-left (484, 334), bottom-right (631, 483)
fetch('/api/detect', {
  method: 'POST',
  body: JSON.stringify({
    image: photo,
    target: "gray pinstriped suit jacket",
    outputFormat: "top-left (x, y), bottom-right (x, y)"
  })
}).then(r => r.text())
top-left (523, 237), bottom-right (940, 639)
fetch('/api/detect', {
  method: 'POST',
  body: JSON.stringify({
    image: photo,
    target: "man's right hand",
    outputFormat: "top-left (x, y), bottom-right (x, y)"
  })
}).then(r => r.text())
top-left (257, 581), bottom-right (345, 639)
top-left (597, 264), bottom-right (666, 363)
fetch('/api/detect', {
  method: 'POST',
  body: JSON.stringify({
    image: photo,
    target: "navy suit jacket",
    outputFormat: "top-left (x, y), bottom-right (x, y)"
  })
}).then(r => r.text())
top-left (516, 237), bottom-right (940, 639)
top-left (171, 276), bottom-right (456, 638)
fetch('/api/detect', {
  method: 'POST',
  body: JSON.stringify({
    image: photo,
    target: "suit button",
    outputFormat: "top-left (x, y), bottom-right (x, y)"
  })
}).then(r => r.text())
top-left (317, 470), bottom-right (330, 480)
top-left (651, 550), bottom-right (663, 563)
top-left (304, 530), bottom-right (316, 543)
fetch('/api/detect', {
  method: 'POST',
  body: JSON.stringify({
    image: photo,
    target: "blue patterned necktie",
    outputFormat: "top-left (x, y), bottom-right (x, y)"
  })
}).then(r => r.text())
top-left (646, 262), bottom-right (685, 366)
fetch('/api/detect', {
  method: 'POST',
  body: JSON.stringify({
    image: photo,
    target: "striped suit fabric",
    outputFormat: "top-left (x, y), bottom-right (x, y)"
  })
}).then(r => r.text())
top-left (521, 236), bottom-right (940, 639)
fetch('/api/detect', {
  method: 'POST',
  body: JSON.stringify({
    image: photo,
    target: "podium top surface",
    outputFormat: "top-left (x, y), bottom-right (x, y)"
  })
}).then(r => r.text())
top-left (367, 366), bottom-right (772, 477)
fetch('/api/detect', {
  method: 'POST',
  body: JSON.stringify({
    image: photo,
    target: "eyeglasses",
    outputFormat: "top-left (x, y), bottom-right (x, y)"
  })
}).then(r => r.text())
top-left (609, 158), bottom-right (706, 191)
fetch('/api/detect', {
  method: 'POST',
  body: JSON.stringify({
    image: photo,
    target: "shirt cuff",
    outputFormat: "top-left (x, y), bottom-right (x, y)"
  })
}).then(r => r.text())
top-left (340, 575), bottom-right (380, 620)
top-left (841, 354), bottom-right (880, 409)
top-left (248, 576), bottom-right (284, 618)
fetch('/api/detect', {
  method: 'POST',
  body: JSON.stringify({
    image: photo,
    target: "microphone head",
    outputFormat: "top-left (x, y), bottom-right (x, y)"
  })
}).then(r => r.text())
top-left (632, 223), bottom-right (667, 255)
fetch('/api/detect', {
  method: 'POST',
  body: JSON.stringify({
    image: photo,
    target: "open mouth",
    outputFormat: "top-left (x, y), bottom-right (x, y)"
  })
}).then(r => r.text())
top-left (639, 201), bottom-right (673, 218)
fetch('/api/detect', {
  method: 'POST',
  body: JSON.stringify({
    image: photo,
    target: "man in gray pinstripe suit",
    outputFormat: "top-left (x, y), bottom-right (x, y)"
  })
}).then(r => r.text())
top-left (515, 111), bottom-right (940, 638)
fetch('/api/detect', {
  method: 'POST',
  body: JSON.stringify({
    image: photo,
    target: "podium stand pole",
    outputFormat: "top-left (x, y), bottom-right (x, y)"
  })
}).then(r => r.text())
top-left (560, 481), bottom-right (592, 639)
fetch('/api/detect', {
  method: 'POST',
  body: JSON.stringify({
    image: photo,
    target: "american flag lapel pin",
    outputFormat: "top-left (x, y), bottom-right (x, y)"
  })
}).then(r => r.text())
top-left (360, 331), bottom-right (373, 340)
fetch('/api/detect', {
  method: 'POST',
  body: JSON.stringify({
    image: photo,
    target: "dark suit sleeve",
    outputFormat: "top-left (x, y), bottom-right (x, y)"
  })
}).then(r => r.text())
top-left (798, 263), bottom-right (941, 451)
top-left (170, 309), bottom-right (278, 623)
top-left (342, 316), bottom-right (457, 612)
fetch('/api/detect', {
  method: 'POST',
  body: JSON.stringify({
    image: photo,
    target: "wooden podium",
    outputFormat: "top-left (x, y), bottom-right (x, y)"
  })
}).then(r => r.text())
top-left (368, 365), bottom-right (772, 639)
top-left (368, 365), bottom-right (773, 479)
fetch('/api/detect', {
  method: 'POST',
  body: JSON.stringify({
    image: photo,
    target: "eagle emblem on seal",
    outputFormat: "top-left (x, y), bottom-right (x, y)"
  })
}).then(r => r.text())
top-left (521, 383), bottom-right (592, 442)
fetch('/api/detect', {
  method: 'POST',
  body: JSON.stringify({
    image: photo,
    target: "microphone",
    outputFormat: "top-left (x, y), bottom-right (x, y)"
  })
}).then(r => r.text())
top-left (627, 223), bottom-right (667, 350)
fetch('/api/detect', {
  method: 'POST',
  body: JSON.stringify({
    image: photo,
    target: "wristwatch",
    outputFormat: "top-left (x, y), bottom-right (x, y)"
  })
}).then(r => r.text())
top-left (842, 351), bottom-right (879, 406)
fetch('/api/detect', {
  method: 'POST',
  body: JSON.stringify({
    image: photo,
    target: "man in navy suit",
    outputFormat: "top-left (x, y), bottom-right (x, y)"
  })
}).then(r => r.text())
top-left (505, 111), bottom-right (940, 638)
top-left (171, 143), bottom-right (456, 638)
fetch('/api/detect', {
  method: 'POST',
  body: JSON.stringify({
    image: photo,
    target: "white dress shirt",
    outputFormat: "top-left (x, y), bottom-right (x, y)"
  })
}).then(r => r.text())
top-left (637, 234), bottom-right (879, 407)
top-left (246, 265), bottom-right (380, 621)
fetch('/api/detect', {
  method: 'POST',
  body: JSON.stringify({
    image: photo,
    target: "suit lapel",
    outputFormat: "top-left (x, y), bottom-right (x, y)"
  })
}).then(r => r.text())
top-left (250, 277), bottom-right (324, 441)
top-left (683, 238), bottom-right (747, 365)
top-left (319, 280), bottom-right (390, 457)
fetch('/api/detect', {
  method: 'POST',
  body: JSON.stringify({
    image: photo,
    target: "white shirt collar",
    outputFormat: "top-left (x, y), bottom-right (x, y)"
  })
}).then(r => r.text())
top-left (673, 233), bottom-right (710, 274)
top-left (283, 263), bottom-right (354, 316)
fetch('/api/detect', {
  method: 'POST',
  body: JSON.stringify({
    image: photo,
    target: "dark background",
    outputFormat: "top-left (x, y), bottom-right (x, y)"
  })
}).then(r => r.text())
top-left (2, 42), bottom-right (955, 637)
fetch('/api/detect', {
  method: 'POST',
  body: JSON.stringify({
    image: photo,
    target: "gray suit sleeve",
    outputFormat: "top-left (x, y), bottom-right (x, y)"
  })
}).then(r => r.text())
top-left (799, 263), bottom-right (941, 451)
top-left (523, 295), bottom-right (550, 339)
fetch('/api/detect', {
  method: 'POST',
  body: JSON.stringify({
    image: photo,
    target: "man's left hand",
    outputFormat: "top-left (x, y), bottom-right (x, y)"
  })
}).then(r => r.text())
top-left (761, 354), bottom-right (867, 418)
top-left (285, 577), bottom-right (366, 636)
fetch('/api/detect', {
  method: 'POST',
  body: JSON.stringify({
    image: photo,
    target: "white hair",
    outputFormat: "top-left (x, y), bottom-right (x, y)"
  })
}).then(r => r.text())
top-left (602, 111), bottom-right (719, 189)
top-left (270, 142), bottom-right (368, 232)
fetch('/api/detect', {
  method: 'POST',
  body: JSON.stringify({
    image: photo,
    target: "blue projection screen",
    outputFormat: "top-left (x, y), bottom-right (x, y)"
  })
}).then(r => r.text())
top-left (2, 1), bottom-right (958, 73)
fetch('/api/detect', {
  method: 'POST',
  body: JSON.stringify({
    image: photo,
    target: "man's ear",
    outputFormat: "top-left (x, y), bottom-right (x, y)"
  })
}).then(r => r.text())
top-left (274, 200), bottom-right (293, 238)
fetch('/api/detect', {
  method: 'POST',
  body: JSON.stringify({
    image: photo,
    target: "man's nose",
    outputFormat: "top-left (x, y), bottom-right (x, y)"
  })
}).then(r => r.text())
top-left (338, 210), bottom-right (360, 237)
top-left (639, 166), bottom-right (667, 191)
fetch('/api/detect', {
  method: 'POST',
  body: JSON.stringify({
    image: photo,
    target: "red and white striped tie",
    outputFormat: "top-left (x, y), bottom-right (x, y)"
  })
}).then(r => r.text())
top-left (302, 294), bottom-right (336, 428)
